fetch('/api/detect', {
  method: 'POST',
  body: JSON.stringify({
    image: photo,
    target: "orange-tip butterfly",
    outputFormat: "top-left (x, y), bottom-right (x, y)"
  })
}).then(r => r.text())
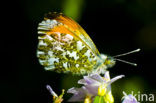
top-left (37, 12), bottom-right (140, 75)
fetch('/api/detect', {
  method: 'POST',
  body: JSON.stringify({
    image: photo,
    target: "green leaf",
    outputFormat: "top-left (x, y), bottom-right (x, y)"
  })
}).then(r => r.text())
top-left (93, 96), bottom-right (105, 103)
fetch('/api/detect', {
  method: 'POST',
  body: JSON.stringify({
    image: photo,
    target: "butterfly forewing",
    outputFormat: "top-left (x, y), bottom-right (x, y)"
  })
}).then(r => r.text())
top-left (37, 12), bottom-right (101, 75)
top-left (44, 12), bottom-right (100, 55)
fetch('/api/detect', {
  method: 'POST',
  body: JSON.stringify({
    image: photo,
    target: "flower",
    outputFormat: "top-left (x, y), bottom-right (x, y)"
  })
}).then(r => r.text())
top-left (122, 92), bottom-right (139, 103)
top-left (46, 85), bottom-right (65, 103)
top-left (67, 71), bottom-right (124, 102)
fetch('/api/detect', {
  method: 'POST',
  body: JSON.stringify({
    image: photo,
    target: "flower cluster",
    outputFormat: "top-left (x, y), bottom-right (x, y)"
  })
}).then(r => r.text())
top-left (46, 71), bottom-right (139, 103)
top-left (67, 71), bottom-right (124, 103)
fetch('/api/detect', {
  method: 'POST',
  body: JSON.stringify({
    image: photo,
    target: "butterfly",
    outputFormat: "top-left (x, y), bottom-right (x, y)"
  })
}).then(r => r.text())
top-left (37, 12), bottom-right (139, 75)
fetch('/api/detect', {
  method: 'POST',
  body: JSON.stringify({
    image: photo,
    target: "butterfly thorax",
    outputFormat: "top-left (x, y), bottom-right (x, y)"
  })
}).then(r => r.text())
top-left (92, 54), bottom-right (116, 74)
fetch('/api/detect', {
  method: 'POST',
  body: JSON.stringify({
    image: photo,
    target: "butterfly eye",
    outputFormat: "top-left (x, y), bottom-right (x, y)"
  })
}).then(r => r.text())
top-left (105, 57), bottom-right (116, 68)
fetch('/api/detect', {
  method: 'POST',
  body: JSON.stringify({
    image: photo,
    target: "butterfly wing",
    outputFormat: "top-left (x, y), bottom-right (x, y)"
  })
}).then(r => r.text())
top-left (37, 12), bottom-right (101, 75)
top-left (44, 12), bottom-right (100, 55)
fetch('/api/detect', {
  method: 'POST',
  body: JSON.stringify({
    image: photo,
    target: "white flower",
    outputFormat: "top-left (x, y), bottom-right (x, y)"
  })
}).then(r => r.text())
top-left (122, 92), bottom-right (139, 103)
top-left (67, 71), bottom-right (124, 102)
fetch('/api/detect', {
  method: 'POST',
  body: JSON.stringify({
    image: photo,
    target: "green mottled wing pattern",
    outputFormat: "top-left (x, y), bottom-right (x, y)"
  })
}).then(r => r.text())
top-left (37, 13), bottom-right (103, 75)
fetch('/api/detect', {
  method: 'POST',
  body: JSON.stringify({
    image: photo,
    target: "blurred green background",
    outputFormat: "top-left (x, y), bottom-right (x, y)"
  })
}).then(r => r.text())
top-left (3, 0), bottom-right (156, 103)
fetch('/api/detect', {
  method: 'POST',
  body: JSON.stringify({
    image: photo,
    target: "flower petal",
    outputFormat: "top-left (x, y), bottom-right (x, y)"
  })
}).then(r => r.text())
top-left (104, 71), bottom-right (110, 81)
top-left (67, 87), bottom-right (87, 102)
top-left (83, 76), bottom-right (101, 85)
top-left (90, 73), bottom-right (105, 83)
top-left (122, 94), bottom-right (138, 103)
top-left (85, 85), bottom-right (99, 96)
top-left (108, 75), bottom-right (125, 85)
top-left (46, 85), bottom-right (58, 97)
top-left (78, 79), bottom-right (87, 85)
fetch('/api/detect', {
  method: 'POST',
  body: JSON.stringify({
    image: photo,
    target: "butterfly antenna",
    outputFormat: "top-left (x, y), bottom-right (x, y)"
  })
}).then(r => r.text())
top-left (115, 58), bottom-right (137, 66)
top-left (113, 48), bottom-right (141, 57)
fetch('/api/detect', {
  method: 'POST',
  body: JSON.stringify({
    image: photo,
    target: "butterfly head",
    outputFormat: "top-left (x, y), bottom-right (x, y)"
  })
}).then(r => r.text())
top-left (100, 48), bottom-right (141, 68)
top-left (100, 54), bottom-right (116, 68)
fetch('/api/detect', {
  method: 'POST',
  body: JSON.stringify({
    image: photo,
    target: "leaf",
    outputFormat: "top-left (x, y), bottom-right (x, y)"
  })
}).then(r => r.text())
top-left (93, 96), bottom-right (105, 103)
